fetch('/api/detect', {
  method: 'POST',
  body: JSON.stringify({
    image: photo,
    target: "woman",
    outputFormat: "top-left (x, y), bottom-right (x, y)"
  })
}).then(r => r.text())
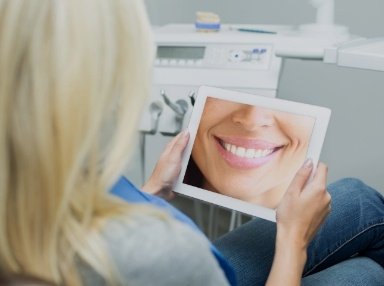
top-left (0, 1), bottom-right (383, 286)
top-left (184, 97), bottom-right (315, 208)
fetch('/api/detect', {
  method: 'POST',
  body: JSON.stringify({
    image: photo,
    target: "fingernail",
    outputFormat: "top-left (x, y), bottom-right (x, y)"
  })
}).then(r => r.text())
top-left (303, 158), bottom-right (313, 169)
top-left (177, 130), bottom-right (188, 141)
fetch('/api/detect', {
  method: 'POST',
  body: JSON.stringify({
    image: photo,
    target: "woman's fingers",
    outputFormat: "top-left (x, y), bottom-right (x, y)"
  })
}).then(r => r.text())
top-left (286, 159), bottom-right (313, 195)
top-left (162, 131), bottom-right (186, 155)
top-left (305, 163), bottom-right (330, 209)
top-left (311, 162), bottom-right (328, 189)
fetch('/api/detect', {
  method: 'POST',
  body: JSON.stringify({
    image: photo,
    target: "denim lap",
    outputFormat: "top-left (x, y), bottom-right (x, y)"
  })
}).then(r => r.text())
top-left (302, 257), bottom-right (384, 286)
top-left (304, 178), bottom-right (384, 275)
top-left (214, 178), bottom-right (384, 286)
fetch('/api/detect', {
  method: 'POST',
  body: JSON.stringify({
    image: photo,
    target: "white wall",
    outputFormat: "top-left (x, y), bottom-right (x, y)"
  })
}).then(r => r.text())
top-left (136, 0), bottom-right (384, 193)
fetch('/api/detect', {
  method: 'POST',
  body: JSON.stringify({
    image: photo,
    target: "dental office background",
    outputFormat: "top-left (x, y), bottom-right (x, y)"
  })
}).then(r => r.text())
top-left (126, 0), bottom-right (384, 197)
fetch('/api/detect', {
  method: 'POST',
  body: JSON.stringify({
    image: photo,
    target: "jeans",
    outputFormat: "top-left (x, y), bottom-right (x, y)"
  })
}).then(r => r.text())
top-left (214, 178), bottom-right (384, 286)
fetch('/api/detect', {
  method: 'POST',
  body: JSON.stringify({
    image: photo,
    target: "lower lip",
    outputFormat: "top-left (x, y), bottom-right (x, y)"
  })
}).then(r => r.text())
top-left (215, 140), bottom-right (279, 170)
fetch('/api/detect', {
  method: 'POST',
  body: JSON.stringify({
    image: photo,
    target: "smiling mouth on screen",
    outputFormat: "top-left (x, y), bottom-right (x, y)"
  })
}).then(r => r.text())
top-left (214, 136), bottom-right (284, 169)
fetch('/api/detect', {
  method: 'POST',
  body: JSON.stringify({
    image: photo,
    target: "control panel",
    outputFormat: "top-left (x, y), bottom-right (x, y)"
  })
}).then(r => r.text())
top-left (155, 44), bottom-right (272, 70)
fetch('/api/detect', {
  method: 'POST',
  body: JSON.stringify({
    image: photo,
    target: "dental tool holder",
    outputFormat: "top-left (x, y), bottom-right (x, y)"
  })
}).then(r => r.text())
top-left (139, 101), bottom-right (164, 135)
top-left (159, 90), bottom-right (189, 136)
top-left (139, 89), bottom-right (193, 136)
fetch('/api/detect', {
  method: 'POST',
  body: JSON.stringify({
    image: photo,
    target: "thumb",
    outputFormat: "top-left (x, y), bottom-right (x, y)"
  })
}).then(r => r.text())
top-left (286, 158), bottom-right (313, 195)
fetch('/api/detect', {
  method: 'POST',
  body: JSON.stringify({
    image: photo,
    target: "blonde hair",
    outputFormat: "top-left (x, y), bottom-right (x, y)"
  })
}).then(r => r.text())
top-left (0, 0), bottom-right (154, 284)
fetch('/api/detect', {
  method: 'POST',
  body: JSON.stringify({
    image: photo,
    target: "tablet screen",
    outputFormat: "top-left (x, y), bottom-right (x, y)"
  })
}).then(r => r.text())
top-left (183, 97), bottom-right (315, 209)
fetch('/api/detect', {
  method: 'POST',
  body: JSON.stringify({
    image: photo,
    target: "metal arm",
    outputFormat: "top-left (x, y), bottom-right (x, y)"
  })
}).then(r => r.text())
top-left (160, 89), bottom-right (188, 119)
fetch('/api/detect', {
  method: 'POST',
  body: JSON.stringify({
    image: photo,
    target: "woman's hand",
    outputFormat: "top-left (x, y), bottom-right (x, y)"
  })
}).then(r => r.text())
top-left (276, 160), bottom-right (331, 248)
top-left (142, 131), bottom-right (189, 200)
top-left (266, 159), bottom-right (331, 286)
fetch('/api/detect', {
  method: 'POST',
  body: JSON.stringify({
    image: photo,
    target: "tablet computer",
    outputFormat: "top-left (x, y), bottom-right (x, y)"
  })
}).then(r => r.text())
top-left (174, 86), bottom-right (331, 222)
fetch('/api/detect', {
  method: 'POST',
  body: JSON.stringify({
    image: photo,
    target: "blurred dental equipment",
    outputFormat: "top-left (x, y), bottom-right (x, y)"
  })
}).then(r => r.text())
top-left (275, 0), bottom-right (350, 60)
top-left (140, 101), bottom-right (164, 135)
top-left (311, 0), bottom-right (335, 25)
top-left (140, 23), bottom-right (285, 141)
top-left (302, 0), bottom-right (348, 36)
top-left (276, 0), bottom-right (384, 70)
top-left (159, 89), bottom-right (189, 136)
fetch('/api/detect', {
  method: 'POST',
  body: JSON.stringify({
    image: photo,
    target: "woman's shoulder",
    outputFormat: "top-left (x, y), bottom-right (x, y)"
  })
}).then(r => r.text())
top-left (104, 212), bottom-right (194, 243)
top-left (81, 213), bottom-right (229, 286)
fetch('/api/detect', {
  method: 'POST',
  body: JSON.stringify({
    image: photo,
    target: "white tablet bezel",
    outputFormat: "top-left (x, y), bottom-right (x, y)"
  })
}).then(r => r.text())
top-left (174, 86), bottom-right (331, 222)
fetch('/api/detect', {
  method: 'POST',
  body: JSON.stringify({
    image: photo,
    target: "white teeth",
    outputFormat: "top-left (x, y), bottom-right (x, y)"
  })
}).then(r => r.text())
top-left (236, 147), bottom-right (246, 157)
top-left (245, 149), bottom-right (255, 158)
top-left (222, 142), bottom-right (275, 159)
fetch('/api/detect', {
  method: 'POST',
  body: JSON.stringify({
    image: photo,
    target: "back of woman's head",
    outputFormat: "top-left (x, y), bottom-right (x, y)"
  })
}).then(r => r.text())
top-left (0, 0), bottom-right (153, 284)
